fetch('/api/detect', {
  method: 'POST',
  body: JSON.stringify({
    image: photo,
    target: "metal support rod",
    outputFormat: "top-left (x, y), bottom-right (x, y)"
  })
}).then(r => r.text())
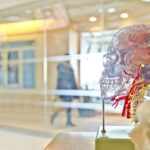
top-left (101, 94), bottom-right (106, 136)
top-left (100, 80), bottom-right (106, 136)
top-left (99, 0), bottom-right (106, 136)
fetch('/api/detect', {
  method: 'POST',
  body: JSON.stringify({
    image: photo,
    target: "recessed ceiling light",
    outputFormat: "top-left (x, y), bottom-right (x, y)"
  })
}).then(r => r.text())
top-left (107, 8), bottom-right (116, 13)
top-left (89, 16), bottom-right (97, 22)
top-left (120, 13), bottom-right (129, 19)
top-left (142, 0), bottom-right (150, 2)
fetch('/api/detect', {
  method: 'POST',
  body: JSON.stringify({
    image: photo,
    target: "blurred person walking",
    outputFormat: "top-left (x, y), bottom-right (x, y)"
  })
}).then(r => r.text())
top-left (50, 53), bottom-right (79, 127)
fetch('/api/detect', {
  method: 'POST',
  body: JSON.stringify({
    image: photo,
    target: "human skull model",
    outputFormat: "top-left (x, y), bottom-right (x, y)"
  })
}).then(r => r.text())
top-left (100, 24), bottom-right (150, 100)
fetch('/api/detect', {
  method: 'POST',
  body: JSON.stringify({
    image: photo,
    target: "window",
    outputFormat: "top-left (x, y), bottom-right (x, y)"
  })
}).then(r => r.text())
top-left (7, 51), bottom-right (19, 87)
top-left (23, 50), bottom-right (35, 88)
top-left (0, 51), bottom-right (4, 87)
top-left (80, 32), bottom-right (114, 90)
top-left (0, 41), bottom-right (35, 89)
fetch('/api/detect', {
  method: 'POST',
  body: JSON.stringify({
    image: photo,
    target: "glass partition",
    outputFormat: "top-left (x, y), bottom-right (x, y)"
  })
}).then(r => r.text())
top-left (0, 0), bottom-right (149, 134)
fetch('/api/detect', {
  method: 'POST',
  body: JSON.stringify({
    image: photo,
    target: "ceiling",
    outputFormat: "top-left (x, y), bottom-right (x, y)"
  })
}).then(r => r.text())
top-left (0, 0), bottom-right (149, 32)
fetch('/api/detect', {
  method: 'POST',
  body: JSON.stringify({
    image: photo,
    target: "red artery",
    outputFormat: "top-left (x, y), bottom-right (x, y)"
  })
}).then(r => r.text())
top-left (111, 64), bottom-right (149, 118)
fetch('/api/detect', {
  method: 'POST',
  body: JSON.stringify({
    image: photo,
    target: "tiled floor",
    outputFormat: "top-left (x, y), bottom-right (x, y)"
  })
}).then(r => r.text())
top-left (0, 104), bottom-right (133, 150)
top-left (0, 129), bottom-right (51, 150)
top-left (0, 104), bottom-right (131, 133)
top-left (0, 126), bottom-right (134, 150)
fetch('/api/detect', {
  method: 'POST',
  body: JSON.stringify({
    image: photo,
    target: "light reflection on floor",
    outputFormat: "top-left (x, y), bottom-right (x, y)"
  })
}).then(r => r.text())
top-left (0, 129), bottom-right (51, 150)
top-left (0, 104), bottom-right (133, 150)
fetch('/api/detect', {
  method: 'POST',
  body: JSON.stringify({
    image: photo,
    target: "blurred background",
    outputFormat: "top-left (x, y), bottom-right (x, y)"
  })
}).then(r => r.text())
top-left (0, 0), bottom-right (149, 149)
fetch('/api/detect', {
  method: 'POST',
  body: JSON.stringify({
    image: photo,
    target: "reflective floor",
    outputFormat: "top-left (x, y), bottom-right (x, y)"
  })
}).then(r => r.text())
top-left (0, 104), bottom-right (132, 150)
top-left (0, 126), bottom-right (134, 150)
top-left (0, 129), bottom-right (51, 150)
top-left (0, 103), bottom-right (131, 133)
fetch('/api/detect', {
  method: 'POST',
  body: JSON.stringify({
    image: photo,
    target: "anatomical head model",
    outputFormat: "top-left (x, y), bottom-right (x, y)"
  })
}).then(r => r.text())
top-left (100, 24), bottom-right (150, 120)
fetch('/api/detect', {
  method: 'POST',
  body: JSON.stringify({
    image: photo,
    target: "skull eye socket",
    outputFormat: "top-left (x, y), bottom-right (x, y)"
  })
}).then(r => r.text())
top-left (103, 53), bottom-right (118, 65)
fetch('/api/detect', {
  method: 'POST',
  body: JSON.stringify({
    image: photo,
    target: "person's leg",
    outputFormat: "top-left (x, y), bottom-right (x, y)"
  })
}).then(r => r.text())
top-left (66, 107), bottom-right (75, 126)
top-left (50, 111), bottom-right (59, 125)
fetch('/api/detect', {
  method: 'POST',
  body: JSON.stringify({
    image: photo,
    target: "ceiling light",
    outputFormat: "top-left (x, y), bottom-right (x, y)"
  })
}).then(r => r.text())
top-left (107, 8), bottom-right (116, 13)
top-left (142, 0), bottom-right (150, 2)
top-left (120, 13), bottom-right (129, 19)
top-left (89, 16), bottom-right (97, 22)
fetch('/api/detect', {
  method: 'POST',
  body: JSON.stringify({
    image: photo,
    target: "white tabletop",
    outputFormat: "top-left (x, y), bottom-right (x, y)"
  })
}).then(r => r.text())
top-left (44, 126), bottom-right (134, 150)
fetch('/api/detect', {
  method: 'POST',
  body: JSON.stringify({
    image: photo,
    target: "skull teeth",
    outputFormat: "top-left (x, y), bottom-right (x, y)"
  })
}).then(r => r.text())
top-left (100, 77), bottom-right (122, 89)
top-left (101, 77), bottom-right (121, 85)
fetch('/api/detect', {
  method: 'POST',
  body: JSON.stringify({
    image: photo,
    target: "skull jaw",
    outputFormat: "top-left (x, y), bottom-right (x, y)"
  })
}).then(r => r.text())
top-left (100, 76), bottom-right (124, 100)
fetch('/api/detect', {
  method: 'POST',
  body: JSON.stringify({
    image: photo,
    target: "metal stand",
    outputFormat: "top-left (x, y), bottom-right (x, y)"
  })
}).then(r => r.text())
top-left (96, 81), bottom-right (135, 150)
top-left (100, 80), bottom-right (106, 137)
top-left (101, 95), bottom-right (106, 136)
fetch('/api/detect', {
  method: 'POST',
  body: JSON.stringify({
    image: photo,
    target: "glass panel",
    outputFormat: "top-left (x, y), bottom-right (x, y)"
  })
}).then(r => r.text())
top-left (7, 41), bottom-right (35, 48)
top-left (7, 51), bottom-right (18, 86)
top-left (0, 0), bottom-right (149, 139)
top-left (23, 50), bottom-right (35, 59)
top-left (23, 50), bottom-right (35, 88)
top-left (0, 52), bottom-right (4, 87)
top-left (8, 51), bottom-right (18, 60)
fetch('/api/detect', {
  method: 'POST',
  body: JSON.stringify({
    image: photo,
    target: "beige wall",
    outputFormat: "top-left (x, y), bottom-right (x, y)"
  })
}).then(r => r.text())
top-left (1, 32), bottom-right (44, 89)
top-left (47, 28), bottom-right (69, 56)
top-left (0, 32), bottom-right (44, 101)
top-left (0, 27), bottom-right (80, 101)
top-left (47, 28), bottom-right (69, 89)
top-left (47, 28), bottom-right (80, 89)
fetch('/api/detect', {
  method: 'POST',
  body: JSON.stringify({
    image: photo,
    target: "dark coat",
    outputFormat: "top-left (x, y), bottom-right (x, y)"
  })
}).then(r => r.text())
top-left (57, 63), bottom-right (78, 101)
